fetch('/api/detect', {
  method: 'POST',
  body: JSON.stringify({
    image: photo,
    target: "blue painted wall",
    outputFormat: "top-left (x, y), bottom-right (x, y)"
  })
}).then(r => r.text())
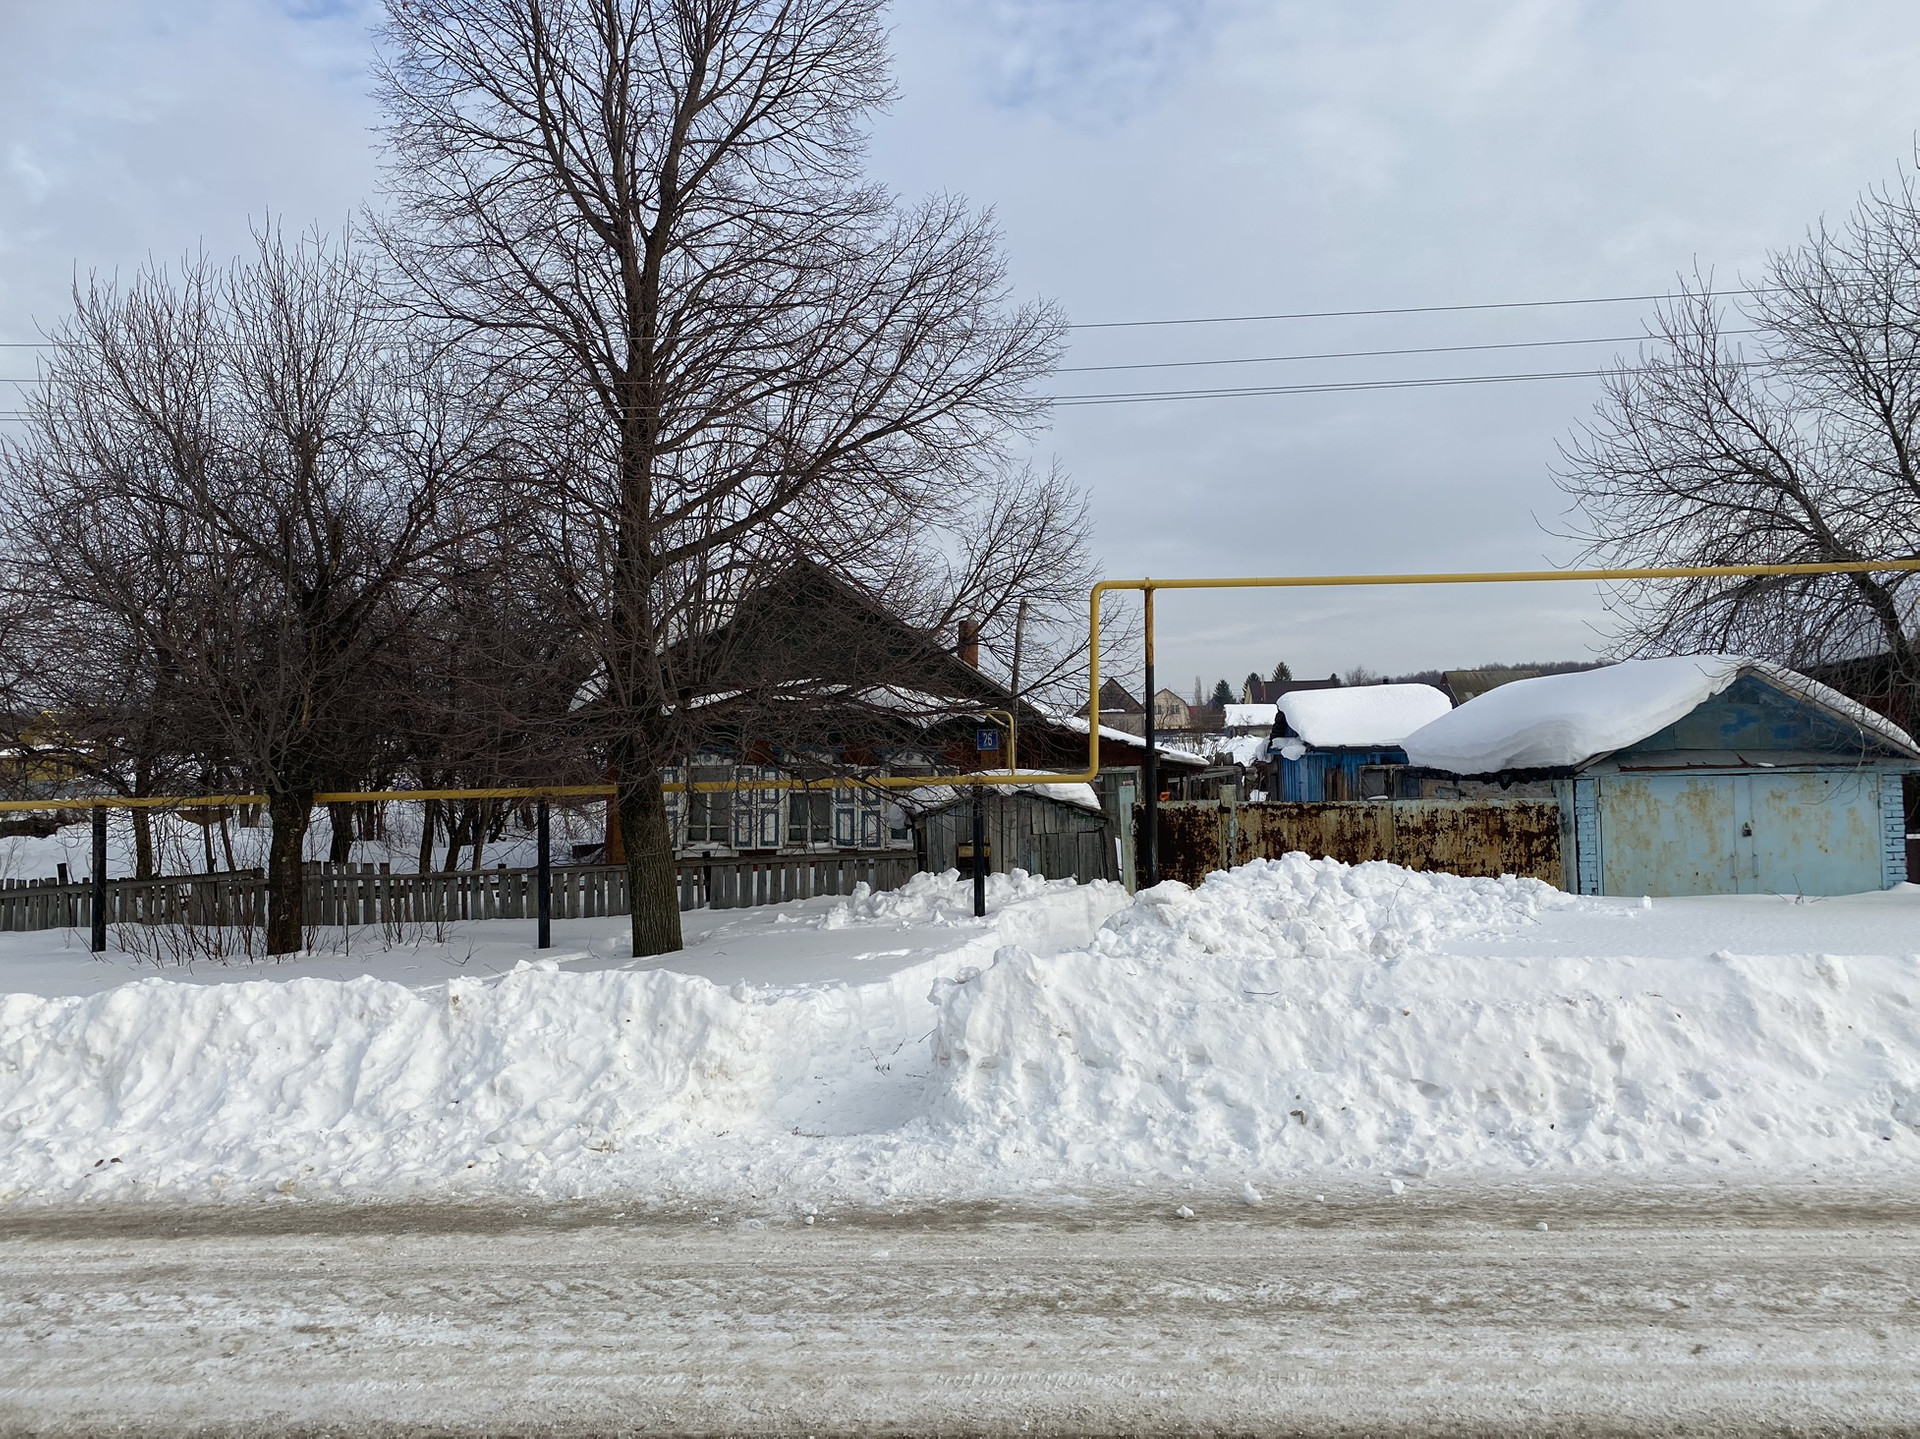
top-left (1621, 673), bottom-right (1906, 759)
top-left (1275, 747), bottom-right (1408, 801)
top-left (1558, 674), bottom-right (1912, 896)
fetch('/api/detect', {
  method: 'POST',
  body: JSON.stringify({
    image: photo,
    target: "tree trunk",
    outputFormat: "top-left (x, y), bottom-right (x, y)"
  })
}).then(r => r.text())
top-left (265, 790), bottom-right (312, 956)
top-left (327, 802), bottom-right (356, 864)
top-left (417, 797), bottom-right (438, 874)
top-left (131, 809), bottom-right (155, 880)
top-left (469, 798), bottom-right (489, 872)
top-left (619, 770), bottom-right (681, 956)
top-left (441, 801), bottom-right (469, 873)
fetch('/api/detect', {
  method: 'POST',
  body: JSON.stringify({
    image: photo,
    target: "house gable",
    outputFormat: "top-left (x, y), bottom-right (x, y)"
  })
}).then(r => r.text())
top-left (1605, 673), bottom-right (1916, 767)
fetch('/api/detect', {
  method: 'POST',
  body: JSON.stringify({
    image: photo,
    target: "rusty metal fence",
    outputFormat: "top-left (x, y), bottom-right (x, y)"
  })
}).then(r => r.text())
top-left (0, 853), bottom-right (918, 936)
top-left (1150, 798), bottom-right (1565, 887)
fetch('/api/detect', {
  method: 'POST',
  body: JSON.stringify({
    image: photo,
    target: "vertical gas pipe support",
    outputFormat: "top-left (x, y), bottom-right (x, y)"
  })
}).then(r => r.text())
top-left (536, 798), bottom-right (552, 950)
top-left (1141, 584), bottom-right (1158, 889)
top-left (90, 803), bottom-right (108, 954)
top-left (971, 779), bottom-right (986, 918)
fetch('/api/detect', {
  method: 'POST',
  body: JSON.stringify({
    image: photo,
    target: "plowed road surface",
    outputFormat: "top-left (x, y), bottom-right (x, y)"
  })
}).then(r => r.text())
top-left (3, 1190), bottom-right (1917, 1435)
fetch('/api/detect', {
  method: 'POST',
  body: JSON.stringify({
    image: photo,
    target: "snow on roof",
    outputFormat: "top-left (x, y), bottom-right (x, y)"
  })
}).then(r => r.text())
top-left (1276, 683), bottom-right (1452, 749)
top-left (1224, 703), bottom-right (1277, 729)
top-left (1218, 735), bottom-right (1270, 768)
top-left (914, 780), bottom-right (1105, 814)
top-left (1401, 654), bottom-right (1920, 774)
top-left (1051, 715), bottom-right (1210, 766)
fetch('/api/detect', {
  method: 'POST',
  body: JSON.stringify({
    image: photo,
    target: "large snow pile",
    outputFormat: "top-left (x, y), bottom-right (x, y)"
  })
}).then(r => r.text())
top-left (2, 857), bottom-right (1918, 1205)
top-left (1279, 683), bottom-right (1451, 749)
top-left (1403, 654), bottom-right (1918, 774)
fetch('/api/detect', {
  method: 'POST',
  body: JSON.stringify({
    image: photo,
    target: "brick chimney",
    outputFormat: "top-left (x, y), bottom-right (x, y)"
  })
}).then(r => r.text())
top-left (957, 618), bottom-right (981, 669)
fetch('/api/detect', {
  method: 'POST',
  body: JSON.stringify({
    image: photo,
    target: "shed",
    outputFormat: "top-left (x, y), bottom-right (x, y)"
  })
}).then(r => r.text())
top-left (1267, 683), bottom-right (1453, 801)
top-left (1402, 655), bottom-right (1920, 897)
top-left (914, 783), bottom-right (1115, 885)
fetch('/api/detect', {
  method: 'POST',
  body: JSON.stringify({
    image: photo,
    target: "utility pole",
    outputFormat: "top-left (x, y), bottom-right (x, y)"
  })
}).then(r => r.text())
top-left (90, 805), bottom-right (107, 953)
top-left (1142, 586), bottom-right (1158, 888)
top-left (971, 780), bottom-right (986, 919)
top-left (536, 798), bottom-right (552, 949)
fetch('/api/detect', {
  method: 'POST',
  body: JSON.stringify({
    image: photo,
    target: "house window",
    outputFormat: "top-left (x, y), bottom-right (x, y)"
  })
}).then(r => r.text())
top-left (788, 788), bottom-right (834, 846)
top-left (685, 765), bottom-right (734, 846)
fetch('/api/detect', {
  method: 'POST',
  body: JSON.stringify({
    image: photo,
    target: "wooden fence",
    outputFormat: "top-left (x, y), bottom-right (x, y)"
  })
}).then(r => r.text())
top-left (0, 852), bottom-right (919, 934)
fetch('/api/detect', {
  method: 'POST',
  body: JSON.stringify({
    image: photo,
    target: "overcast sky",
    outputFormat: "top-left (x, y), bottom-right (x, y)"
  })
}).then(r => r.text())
top-left (3, 1), bottom-right (1917, 695)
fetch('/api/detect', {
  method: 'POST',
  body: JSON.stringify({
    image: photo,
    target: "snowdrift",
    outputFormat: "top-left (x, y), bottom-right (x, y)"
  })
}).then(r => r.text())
top-left (2, 857), bottom-right (1917, 1205)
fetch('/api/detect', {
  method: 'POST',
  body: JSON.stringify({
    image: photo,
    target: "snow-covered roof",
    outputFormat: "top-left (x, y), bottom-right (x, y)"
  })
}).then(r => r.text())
top-left (1051, 715), bottom-right (1210, 767)
top-left (914, 780), bottom-right (1105, 815)
top-left (1402, 654), bottom-right (1920, 774)
top-left (1276, 683), bottom-right (1453, 749)
top-left (1218, 735), bottom-right (1270, 768)
top-left (1224, 703), bottom-right (1277, 729)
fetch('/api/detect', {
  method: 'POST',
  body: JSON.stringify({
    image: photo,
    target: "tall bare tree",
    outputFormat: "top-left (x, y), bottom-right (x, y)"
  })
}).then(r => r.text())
top-left (1559, 165), bottom-right (1920, 720)
top-left (374, 0), bottom-right (1064, 954)
top-left (0, 226), bottom-right (502, 952)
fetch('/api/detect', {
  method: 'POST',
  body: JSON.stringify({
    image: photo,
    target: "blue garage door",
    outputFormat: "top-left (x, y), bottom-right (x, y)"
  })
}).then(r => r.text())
top-left (1594, 770), bottom-right (1883, 897)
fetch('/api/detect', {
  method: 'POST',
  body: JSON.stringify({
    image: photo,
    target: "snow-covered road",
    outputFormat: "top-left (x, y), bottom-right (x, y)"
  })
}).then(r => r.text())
top-left (4, 1189), bottom-right (1917, 1436)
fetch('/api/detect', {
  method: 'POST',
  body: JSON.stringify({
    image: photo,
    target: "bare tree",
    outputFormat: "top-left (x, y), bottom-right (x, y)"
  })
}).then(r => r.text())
top-left (1559, 165), bottom-right (1920, 720)
top-left (0, 226), bottom-right (502, 953)
top-left (374, 0), bottom-right (1064, 954)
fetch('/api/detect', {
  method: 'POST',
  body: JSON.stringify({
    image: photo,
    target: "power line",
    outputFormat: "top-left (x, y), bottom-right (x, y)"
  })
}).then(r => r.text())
top-left (1047, 367), bottom-right (1627, 405)
top-left (0, 365), bottom-right (1662, 418)
top-left (1055, 330), bottom-right (1749, 376)
top-left (0, 286), bottom-right (1769, 351)
top-left (2, 326), bottom-right (1746, 389)
top-left (1063, 289), bottom-right (1766, 331)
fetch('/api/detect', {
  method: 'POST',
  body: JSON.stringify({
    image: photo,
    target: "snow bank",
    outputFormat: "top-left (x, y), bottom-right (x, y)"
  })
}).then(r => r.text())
top-left (1279, 684), bottom-right (1451, 748)
top-left (1403, 654), bottom-right (1920, 774)
top-left (930, 859), bottom-right (1920, 1184)
top-left (3, 858), bottom-right (1918, 1205)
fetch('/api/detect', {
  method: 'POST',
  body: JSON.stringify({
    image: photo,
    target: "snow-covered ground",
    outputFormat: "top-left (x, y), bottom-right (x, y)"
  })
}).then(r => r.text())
top-left (2, 856), bottom-right (1918, 1207)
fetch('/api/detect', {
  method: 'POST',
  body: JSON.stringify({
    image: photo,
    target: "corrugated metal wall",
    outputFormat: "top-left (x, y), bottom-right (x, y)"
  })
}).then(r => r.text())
top-left (1152, 799), bottom-right (1562, 887)
top-left (1577, 769), bottom-right (1898, 897)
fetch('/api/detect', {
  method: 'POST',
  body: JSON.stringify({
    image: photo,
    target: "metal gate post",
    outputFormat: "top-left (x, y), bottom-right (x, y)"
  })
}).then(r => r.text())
top-left (972, 781), bottom-right (986, 918)
top-left (1142, 584), bottom-right (1158, 888)
top-left (90, 805), bottom-right (107, 953)
top-left (536, 798), bottom-right (552, 949)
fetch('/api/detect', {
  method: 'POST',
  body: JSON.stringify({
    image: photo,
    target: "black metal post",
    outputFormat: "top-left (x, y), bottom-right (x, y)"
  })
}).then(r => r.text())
top-left (536, 798), bottom-right (552, 950)
top-left (1141, 585), bottom-right (1158, 888)
top-left (90, 804), bottom-right (108, 954)
top-left (971, 781), bottom-right (986, 918)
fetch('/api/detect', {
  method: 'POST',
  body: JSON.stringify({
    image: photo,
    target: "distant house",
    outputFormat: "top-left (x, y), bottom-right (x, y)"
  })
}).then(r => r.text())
top-left (1265, 684), bottom-right (1453, 800)
top-left (1442, 664), bottom-right (1603, 706)
top-left (1243, 675), bottom-right (1341, 705)
top-left (1152, 688), bottom-right (1192, 732)
top-left (1081, 679), bottom-right (1146, 737)
top-left (586, 559), bottom-right (1125, 864)
top-left (1403, 655), bottom-right (1920, 897)
top-left (1442, 667), bottom-right (1544, 705)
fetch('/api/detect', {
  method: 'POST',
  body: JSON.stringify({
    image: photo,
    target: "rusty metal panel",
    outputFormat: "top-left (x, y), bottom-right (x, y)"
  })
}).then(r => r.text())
top-left (1149, 800), bottom-right (1563, 887)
